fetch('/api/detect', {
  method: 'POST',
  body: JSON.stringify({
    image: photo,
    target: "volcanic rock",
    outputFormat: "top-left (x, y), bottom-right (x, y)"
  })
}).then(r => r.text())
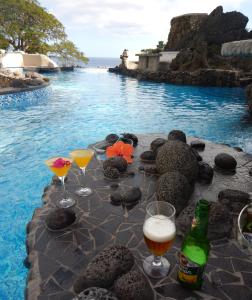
top-left (218, 189), bottom-right (250, 213)
top-left (103, 157), bottom-right (128, 172)
top-left (156, 140), bottom-right (198, 184)
top-left (122, 133), bottom-right (138, 147)
top-left (25, 78), bottom-right (44, 86)
top-left (168, 130), bottom-right (187, 143)
top-left (114, 270), bottom-right (154, 300)
top-left (144, 166), bottom-right (158, 175)
top-left (104, 167), bottom-right (120, 179)
top-left (45, 208), bottom-right (76, 230)
top-left (198, 162), bottom-right (214, 183)
top-left (74, 245), bottom-right (134, 293)
top-left (150, 138), bottom-right (166, 154)
top-left (11, 78), bottom-right (27, 88)
top-left (110, 191), bottom-right (124, 206)
top-left (191, 140), bottom-right (206, 151)
top-left (214, 153), bottom-right (237, 171)
top-left (106, 134), bottom-right (119, 144)
top-left (157, 171), bottom-right (193, 215)
top-left (191, 148), bottom-right (203, 161)
top-left (233, 146), bottom-right (243, 152)
top-left (76, 287), bottom-right (118, 300)
top-left (140, 151), bottom-right (156, 163)
top-left (208, 202), bottom-right (233, 240)
top-left (123, 187), bottom-right (142, 207)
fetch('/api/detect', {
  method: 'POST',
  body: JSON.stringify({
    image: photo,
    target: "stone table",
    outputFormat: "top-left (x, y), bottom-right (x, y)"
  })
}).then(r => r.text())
top-left (26, 134), bottom-right (252, 300)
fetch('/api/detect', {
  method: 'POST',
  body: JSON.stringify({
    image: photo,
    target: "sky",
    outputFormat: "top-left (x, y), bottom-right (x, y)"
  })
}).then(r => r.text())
top-left (40, 0), bottom-right (252, 59)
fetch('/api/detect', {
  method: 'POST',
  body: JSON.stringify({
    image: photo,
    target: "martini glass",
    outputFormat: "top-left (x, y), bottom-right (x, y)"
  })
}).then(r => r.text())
top-left (70, 149), bottom-right (94, 196)
top-left (45, 157), bottom-right (76, 208)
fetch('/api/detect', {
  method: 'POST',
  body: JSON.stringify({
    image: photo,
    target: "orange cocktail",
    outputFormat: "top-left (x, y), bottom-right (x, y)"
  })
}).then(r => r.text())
top-left (45, 157), bottom-right (75, 208)
top-left (70, 149), bottom-right (94, 196)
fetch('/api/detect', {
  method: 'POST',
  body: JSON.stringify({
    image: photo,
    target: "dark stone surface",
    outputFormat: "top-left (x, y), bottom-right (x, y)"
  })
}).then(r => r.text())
top-left (214, 153), bottom-right (237, 171)
top-left (103, 157), bottom-right (128, 172)
top-left (191, 148), bottom-right (203, 161)
top-left (191, 140), bottom-right (206, 151)
top-left (122, 133), bottom-right (138, 147)
top-left (26, 134), bottom-right (252, 300)
top-left (103, 167), bottom-right (120, 179)
top-left (45, 208), bottom-right (76, 230)
top-left (75, 287), bottom-right (118, 300)
top-left (197, 162), bottom-right (214, 183)
top-left (218, 189), bottom-right (250, 213)
top-left (150, 138), bottom-right (166, 154)
top-left (156, 140), bottom-right (198, 184)
top-left (140, 150), bottom-right (156, 162)
top-left (114, 270), bottom-right (154, 300)
top-left (157, 171), bottom-right (193, 215)
top-left (74, 245), bottom-right (134, 293)
top-left (105, 134), bottom-right (119, 144)
top-left (168, 130), bottom-right (187, 143)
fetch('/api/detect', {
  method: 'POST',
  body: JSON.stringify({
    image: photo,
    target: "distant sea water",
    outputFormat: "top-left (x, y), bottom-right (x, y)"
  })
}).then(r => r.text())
top-left (85, 57), bottom-right (120, 68)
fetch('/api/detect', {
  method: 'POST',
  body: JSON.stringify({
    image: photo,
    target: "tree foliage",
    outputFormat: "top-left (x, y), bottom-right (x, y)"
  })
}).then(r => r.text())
top-left (0, 0), bottom-right (88, 63)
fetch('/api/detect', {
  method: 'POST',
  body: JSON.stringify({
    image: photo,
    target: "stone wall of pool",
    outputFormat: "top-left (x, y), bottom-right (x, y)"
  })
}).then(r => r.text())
top-left (25, 133), bottom-right (252, 300)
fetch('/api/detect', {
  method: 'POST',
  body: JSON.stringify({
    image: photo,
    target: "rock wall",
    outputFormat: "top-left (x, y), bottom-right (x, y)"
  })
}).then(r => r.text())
top-left (109, 67), bottom-right (240, 87)
top-left (165, 13), bottom-right (207, 51)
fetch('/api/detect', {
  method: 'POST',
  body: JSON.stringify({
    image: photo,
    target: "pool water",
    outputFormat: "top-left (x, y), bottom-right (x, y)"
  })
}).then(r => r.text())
top-left (0, 67), bottom-right (251, 299)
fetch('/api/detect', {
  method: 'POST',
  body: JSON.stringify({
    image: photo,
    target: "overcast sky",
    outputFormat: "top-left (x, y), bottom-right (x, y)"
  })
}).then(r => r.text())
top-left (40, 0), bottom-right (252, 58)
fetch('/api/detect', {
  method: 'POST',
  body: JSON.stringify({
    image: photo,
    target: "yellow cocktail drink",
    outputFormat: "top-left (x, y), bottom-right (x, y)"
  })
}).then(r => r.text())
top-left (70, 149), bottom-right (94, 169)
top-left (45, 157), bottom-right (72, 177)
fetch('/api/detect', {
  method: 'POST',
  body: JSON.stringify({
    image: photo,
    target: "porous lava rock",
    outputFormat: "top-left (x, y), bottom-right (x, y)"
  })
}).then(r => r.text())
top-left (157, 171), bottom-right (193, 215)
top-left (11, 78), bottom-right (27, 88)
top-left (176, 202), bottom-right (233, 240)
top-left (104, 167), bottom-right (120, 179)
top-left (218, 189), bottom-right (250, 213)
top-left (150, 138), bottom-right (167, 154)
top-left (156, 140), bottom-right (198, 184)
top-left (74, 245), bottom-right (134, 293)
top-left (106, 134), bottom-right (119, 144)
top-left (110, 187), bottom-right (142, 207)
top-left (208, 202), bottom-right (233, 240)
top-left (103, 157), bottom-right (128, 172)
top-left (198, 162), bottom-right (214, 183)
top-left (76, 287), bottom-right (118, 300)
top-left (168, 130), bottom-right (187, 143)
top-left (45, 208), bottom-right (76, 230)
top-left (191, 148), bottom-right (203, 161)
top-left (191, 140), bottom-right (206, 151)
top-left (140, 151), bottom-right (156, 162)
top-left (214, 153), bottom-right (237, 171)
top-left (113, 270), bottom-right (154, 300)
top-left (143, 166), bottom-right (158, 175)
top-left (122, 133), bottom-right (138, 147)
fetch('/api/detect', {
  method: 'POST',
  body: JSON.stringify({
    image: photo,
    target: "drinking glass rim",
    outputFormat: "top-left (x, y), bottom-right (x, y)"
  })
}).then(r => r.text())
top-left (45, 157), bottom-right (73, 165)
top-left (146, 201), bottom-right (176, 219)
top-left (70, 149), bottom-right (95, 156)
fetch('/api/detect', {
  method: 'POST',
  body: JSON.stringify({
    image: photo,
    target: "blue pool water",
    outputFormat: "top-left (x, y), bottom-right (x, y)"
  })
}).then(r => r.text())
top-left (0, 65), bottom-right (251, 299)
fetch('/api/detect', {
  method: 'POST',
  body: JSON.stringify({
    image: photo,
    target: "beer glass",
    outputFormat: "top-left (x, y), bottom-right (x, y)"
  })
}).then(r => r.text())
top-left (143, 201), bottom-right (176, 278)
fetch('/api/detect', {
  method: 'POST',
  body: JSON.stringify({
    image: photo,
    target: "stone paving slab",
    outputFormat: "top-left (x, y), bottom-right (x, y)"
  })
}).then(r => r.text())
top-left (25, 134), bottom-right (252, 300)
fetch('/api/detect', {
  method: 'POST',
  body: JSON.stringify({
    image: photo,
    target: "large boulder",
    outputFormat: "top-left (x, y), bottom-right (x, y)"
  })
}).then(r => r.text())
top-left (157, 171), bottom-right (193, 214)
top-left (214, 153), bottom-right (237, 171)
top-left (74, 245), bottom-right (134, 293)
top-left (156, 140), bottom-right (199, 184)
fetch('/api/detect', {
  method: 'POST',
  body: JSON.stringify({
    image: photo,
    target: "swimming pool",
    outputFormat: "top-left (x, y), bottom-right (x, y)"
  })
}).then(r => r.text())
top-left (0, 67), bottom-right (251, 299)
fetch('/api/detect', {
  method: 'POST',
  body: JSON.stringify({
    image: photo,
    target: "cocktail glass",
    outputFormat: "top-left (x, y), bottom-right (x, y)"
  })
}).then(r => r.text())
top-left (45, 157), bottom-right (76, 208)
top-left (70, 149), bottom-right (94, 196)
top-left (143, 201), bottom-right (176, 278)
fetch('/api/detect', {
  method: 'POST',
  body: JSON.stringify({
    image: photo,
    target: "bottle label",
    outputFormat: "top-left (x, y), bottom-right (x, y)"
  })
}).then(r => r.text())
top-left (178, 252), bottom-right (204, 284)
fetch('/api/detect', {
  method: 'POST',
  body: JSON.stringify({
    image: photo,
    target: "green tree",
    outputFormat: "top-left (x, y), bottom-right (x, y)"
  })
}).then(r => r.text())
top-left (52, 40), bottom-right (89, 65)
top-left (0, 0), bottom-right (88, 64)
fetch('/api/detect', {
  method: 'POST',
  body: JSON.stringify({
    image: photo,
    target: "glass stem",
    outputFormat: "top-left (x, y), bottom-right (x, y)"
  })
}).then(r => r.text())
top-left (81, 167), bottom-right (86, 187)
top-left (152, 255), bottom-right (162, 267)
top-left (59, 176), bottom-right (66, 199)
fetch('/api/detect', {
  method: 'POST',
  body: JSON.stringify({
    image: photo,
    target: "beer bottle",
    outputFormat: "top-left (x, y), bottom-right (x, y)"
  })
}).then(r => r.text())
top-left (242, 206), bottom-right (252, 244)
top-left (177, 199), bottom-right (210, 289)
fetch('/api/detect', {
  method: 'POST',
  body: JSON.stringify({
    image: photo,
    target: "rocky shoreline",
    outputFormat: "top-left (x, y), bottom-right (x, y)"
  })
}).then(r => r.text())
top-left (109, 66), bottom-right (240, 87)
top-left (0, 70), bottom-right (50, 95)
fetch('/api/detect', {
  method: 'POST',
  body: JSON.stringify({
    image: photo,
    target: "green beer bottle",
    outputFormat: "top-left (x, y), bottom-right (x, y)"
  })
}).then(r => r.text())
top-left (177, 199), bottom-right (210, 289)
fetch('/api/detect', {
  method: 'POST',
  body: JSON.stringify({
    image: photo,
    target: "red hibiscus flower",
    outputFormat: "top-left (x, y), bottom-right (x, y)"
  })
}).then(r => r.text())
top-left (106, 141), bottom-right (134, 163)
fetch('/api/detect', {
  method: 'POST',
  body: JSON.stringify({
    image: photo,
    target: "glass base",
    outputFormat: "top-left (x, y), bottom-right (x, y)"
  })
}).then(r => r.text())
top-left (57, 197), bottom-right (76, 208)
top-left (75, 187), bottom-right (92, 197)
top-left (143, 255), bottom-right (170, 278)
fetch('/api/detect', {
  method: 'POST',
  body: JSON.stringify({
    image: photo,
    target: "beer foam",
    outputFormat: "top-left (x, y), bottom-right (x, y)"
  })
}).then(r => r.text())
top-left (143, 214), bottom-right (176, 242)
